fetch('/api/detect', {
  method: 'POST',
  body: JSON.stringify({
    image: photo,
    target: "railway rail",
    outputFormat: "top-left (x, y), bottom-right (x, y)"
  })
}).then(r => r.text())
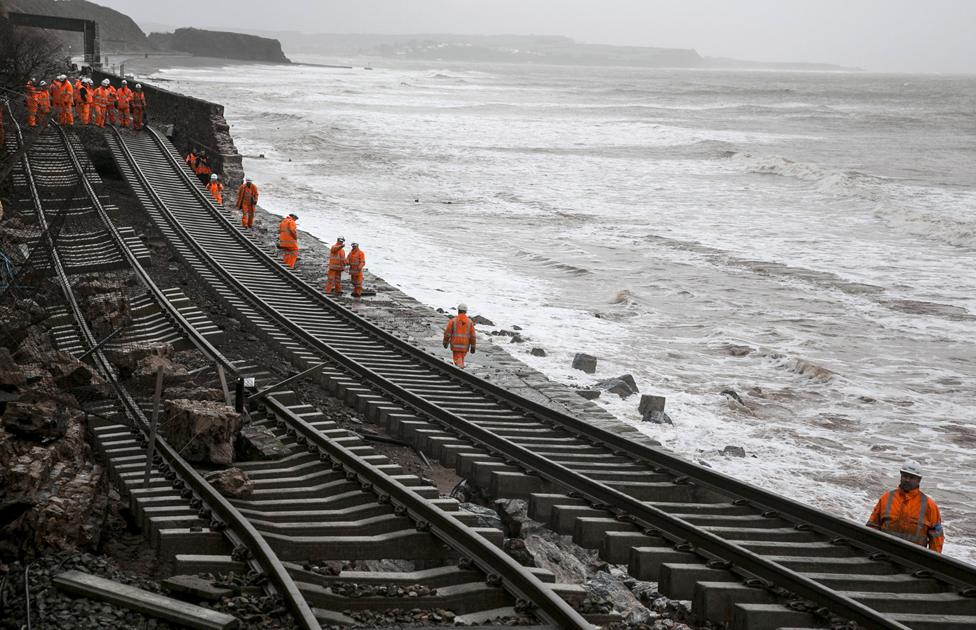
top-left (6, 113), bottom-right (589, 628)
top-left (101, 121), bottom-right (976, 629)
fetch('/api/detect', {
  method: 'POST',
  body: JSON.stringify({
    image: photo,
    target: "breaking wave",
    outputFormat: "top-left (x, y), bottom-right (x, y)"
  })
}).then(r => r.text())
top-left (729, 152), bottom-right (886, 199)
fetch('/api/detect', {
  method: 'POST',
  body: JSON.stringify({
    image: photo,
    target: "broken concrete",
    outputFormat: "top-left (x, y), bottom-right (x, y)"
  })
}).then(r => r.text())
top-left (161, 399), bottom-right (241, 465)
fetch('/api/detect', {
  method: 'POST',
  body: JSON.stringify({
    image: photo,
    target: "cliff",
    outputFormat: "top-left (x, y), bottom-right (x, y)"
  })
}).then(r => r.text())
top-left (2, 0), bottom-right (151, 51)
top-left (148, 28), bottom-right (290, 64)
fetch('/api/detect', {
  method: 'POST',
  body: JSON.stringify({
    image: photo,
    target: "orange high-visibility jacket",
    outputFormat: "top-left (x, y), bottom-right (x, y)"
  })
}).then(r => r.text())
top-left (25, 83), bottom-right (37, 111)
top-left (347, 248), bottom-right (365, 273)
top-left (73, 80), bottom-right (83, 105)
top-left (35, 89), bottom-right (51, 113)
top-left (236, 182), bottom-right (259, 210)
top-left (58, 80), bottom-right (73, 107)
top-left (277, 217), bottom-right (298, 250)
top-left (206, 181), bottom-right (224, 204)
top-left (79, 83), bottom-right (94, 104)
top-left (867, 487), bottom-right (944, 553)
top-left (328, 243), bottom-right (346, 271)
top-left (105, 86), bottom-right (118, 108)
top-left (130, 91), bottom-right (146, 109)
top-left (94, 86), bottom-right (111, 108)
top-left (117, 86), bottom-right (133, 108)
top-left (444, 314), bottom-right (476, 353)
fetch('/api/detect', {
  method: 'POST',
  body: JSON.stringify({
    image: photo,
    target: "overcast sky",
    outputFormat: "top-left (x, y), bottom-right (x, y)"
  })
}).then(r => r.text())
top-left (93, 0), bottom-right (976, 74)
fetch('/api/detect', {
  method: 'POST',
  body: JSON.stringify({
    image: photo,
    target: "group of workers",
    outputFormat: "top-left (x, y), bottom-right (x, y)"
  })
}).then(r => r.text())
top-left (185, 149), bottom-right (218, 185)
top-left (275, 220), bottom-right (368, 298)
top-left (24, 75), bottom-right (147, 130)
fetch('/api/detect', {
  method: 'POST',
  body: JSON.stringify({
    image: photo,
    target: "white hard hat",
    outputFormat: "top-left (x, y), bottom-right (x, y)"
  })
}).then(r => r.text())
top-left (57, 74), bottom-right (66, 80)
top-left (351, 242), bottom-right (358, 247)
top-left (457, 303), bottom-right (468, 312)
top-left (135, 83), bottom-right (142, 89)
top-left (245, 177), bottom-right (252, 183)
top-left (900, 460), bottom-right (923, 478)
top-left (337, 236), bottom-right (345, 242)
top-left (210, 174), bottom-right (218, 180)
top-left (121, 79), bottom-right (127, 85)
top-left (101, 78), bottom-right (110, 86)
top-left (39, 81), bottom-right (47, 86)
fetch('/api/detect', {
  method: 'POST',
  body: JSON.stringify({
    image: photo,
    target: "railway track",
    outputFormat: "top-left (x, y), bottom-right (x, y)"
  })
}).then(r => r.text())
top-left (6, 115), bottom-right (590, 628)
top-left (102, 121), bottom-right (976, 629)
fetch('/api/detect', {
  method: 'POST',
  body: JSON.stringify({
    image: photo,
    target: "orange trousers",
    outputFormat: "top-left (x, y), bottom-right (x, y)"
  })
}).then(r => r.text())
top-left (118, 106), bottom-right (130, 127)
top-left (325, 270), bottom-right (343, 294)
top-left (282, 249), bottom-right (298, 268)
top-left (107, 106), bottom-right (117, 125)
top-left (132, 108), bottom-right (144, 130)
top-left (79, 104), bottom-right (91, 125)
top-left (58, 107), bottom-right (73, 125)
top-left (452, 350), bottom-right (468, 368)
top-left (27, 109), bottom-right (37, 127)
top-left (241, 208), bottom-right (255, 228)
top-left (94, 106), bottom-right (106, 127)
top-left (350, 272), bottom-right (363, 296)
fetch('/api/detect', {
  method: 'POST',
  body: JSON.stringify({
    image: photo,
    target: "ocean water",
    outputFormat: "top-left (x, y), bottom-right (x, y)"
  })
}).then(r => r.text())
top-left (152, 57), bottom-right (976, 564)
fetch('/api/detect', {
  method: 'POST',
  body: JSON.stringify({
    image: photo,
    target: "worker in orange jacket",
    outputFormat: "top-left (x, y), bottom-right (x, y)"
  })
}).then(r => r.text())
top-left (277, 213), bottom-right (299, 269)
top-left (346, 242), bottom-right (365, 297)
top-left (866, 460), bottom-right (944, 553)
top-left (443, 303), bottom-right (476, 368)
top-left (324, 237), bottom-right (346, 295)
top-left (235, 178), bottom-right (259, 228)
top-left (77, 78), bottom-right (94, 125)
top-left (116, 79), bottom-right (133, 128)
top-left (130, 84), bottom-right (147, 130)
top-left (25, 79), bottom-right (38, 127)
top-left (93, 79), bottom-right (112, 127)
top-left (105, 80), bottom-right (118, 125)
top-left (206, 173), bottom-right (224, 205)
top-left (56, 75), bottom-right (73, 126)
top-left (35, 81), bottom-right (51, 124)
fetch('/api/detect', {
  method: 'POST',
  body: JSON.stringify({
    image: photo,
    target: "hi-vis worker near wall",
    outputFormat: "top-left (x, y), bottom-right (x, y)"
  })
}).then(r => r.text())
top-left (236, 178), bottom-right (259, 228)
top-left (443, 303), bottom-right (476, 368)
top-left (866, 460), bottom-right (944, 553)
top-left (324, 237), bottom-right (346, 295)
top-left (277, 213), bottom-right (299, 269)
top-left (206, 174), bottom-right (224, 205)
top-left (346, 242), bottom-right (365, 297)
top-left (130, 84), bottom-right (147, 131)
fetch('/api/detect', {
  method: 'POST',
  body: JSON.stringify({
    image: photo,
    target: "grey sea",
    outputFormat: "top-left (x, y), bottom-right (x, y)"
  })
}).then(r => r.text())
top-left (154, 57), bottom-right (976, 563)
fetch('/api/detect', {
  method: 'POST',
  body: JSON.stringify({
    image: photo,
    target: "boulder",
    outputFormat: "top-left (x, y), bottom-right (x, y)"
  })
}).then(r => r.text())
top-left (642, 410), bottom-right (673, 425)
top-left (105, 341), bottom-right (174, 378)
top-left (722, 445), bottom-right (746, 458)
top-left (205, 467), bottom-right (254, 499)
top-left (529, 347), bottom-right (546, 357)
top-left (721, 388), bottom-right (744, 405)
top-left (471, 315), bottom-right (495, 326)
top-left (585, 570), bottom-right (649, 620)
top-left (572, 353), bottom-right (597, 374)
top-left (2, 399), bottom-right (69, 441)
top-left (638, 395), bottom-right (666, 418)
top-left (509, 333), bottom-right (526, 343)
top-left (595, 374), bottom-right (638, 399)
top-left (519, 519), bottom-right (602, 584)
top-left (161, 399), bottom-right (241, 465)
top-left (48, 352), bottom-right (102, 391)
top-left (0, 299), bottom-right (49, 349)
top-left (576, 389), bottom-right (601, 400)
top-left (458, 502), bottom-right (503, 531)
top-left (494, 498), bottom-right (528, 538)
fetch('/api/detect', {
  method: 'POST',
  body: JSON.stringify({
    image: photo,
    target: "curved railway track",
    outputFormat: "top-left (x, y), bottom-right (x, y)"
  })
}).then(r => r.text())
top-left (7, 114), bottom-right (590, 628)
top-left (102, 122), bottom-right (976, 629)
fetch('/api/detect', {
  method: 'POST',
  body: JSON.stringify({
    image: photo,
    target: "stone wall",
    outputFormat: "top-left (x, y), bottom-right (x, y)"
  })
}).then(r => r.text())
top-left (90, 70), bottom-right (244, 193)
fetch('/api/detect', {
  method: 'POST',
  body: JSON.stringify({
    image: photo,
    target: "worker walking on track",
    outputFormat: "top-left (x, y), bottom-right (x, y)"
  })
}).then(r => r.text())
top-left (277, 213), bottom-right (300, 268)
top-left (346, 242), bottom-right (365, 297)
top-left (116, 79), bottom-right (133, 128)
top-left (866, 460), bottom-right (944, 553)
top-left (25, 79), bottom-right (38, 127)
top-left (324, 237), bottom-right (346, 295)
top-left (443, 303), bottom-right (477, 368)
top-left (77, 78), bottom-right (94, 125)
top-left (94, 79), bottom-right (112, 127)
top-left (206, 173), bottom-right (224, 205)
top-left (130, 84), bottom-right (147, 130)
top-left (235, 177), bottom-right (259, 228)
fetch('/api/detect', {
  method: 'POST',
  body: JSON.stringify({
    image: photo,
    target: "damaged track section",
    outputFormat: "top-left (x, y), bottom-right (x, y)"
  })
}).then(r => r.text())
top-left (9, 115), bottom-right (590, 628)
top-left (103, 122), bottom-right (976, 630)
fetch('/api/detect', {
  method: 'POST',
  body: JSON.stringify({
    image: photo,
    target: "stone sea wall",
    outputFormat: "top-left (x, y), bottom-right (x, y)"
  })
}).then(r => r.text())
top-left (90, 69), bottom-right (244, 193)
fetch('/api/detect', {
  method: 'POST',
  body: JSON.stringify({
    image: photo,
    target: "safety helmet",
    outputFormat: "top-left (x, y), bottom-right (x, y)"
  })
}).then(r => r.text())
top-left (210, 174), bottom-right (218, 180)
top-left (39, 80), bottom-right (47, 87)
top-left (57, 74), bottom-right (66, 80)
top-left (351, 242), bottom-right (359, 247)
top-left (457, 303), bottom-right (468, 312)
top-left (121, 79), bottom-right (127, 85)
top-left (900, 460), bottom-right (923, 478)
top-left (288, 213), bottom-right (298, 219)
top-left (337, 236), bottom-right (345, 243)
top-left (245, 177), bottom-right (252, 183)
top-left (135, 83), bottom-right (142, 89)
top-left (101, 78), bottom-right (110, 86)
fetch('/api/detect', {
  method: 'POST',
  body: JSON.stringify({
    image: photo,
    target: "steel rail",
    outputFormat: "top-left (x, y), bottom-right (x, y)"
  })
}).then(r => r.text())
top-left (117, 128), bottom-right (926, 629)
top-left (138, 124), bottom-right (976, 592)
top-left (109, 125), bottom-right (589, 629)
top-left (45, 123), bottom-right (322, 630)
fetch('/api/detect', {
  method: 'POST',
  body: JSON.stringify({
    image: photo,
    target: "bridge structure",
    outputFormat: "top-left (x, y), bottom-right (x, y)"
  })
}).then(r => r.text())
top-left (8, 11), bottom-right (101, 67)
